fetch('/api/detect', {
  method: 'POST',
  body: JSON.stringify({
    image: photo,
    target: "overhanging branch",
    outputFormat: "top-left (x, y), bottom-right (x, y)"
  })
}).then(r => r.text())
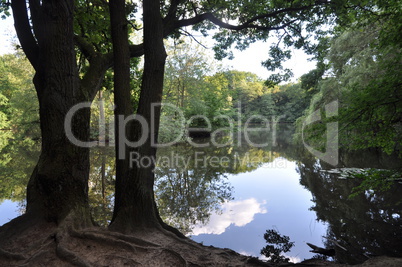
top-left (169, 2), bottom-right (330, 34)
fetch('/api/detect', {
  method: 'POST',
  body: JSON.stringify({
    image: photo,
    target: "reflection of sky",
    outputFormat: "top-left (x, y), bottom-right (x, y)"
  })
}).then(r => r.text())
top-left (190, 157), bottom-right (327, 262)
top-left (0, 200), bottom-right (20, 226)
top-left (192, 198), bottom-right (267, 235)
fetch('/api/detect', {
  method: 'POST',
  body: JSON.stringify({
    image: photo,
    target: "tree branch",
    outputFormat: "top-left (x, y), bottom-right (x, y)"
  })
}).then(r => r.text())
top-left (74, 35), bottom-right (97, 60)
top-left (163, 0), bottom-right (183, 36)
top-left (179, 29), bottom-right (208, 49)
top-left (169, 2), bottom-right (329, 34)
top-left (11, 0), bottom-right (39, 70)
top-left (165, 0), bottom-right (183, 22)
top-left (129, 44), bottom-right (144, 58)
top-left (80, 55), bottom-right (110, 101)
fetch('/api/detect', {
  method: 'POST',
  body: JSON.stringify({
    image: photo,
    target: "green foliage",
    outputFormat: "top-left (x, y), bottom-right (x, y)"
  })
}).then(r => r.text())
top-left (162, 40), bottom-right (234, 134)
top-left (74, 0), bottom-right (139, 55)
top-left (163, 40), bottom-right (310, 136)
top-left (300, 62), bottom-right (327, 97)
top-left (158, 103), bottom-right (187, 144)
top-left (296, 0), bottom-right (402, 154)
top-left (161, 1), bottom-right (396, 84)
top-left (260, 229), bottom-right (295, 263)
top-left (347, 169), bottom-right (402, 199)
top-left (0, 53), bottom-right (40, 203)
top-left (0, 93), bottom-right (10, 152)
top-left (297, 19), bottom-right (402, 156)
top-left (205, 0), bottom-right (343, 81)
top-left (295, 2), bottom-right (402, 200)
top-left (155, 144), bottom-right (234, 235)
top-left (268, 83), bottom-right (310, 122)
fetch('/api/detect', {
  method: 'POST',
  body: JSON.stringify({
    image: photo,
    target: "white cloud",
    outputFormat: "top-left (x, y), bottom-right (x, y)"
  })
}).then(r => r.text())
top-left (191, 198), bottom-right (267, 236)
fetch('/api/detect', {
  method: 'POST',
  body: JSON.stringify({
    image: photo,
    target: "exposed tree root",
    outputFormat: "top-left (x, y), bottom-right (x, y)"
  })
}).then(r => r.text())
top-left (103, 254), bottom-right (143, 266)
top-left (0, 248), bottom-right (26, 261)
top-left (158, 248), bottom-right (188, 266)
top-left (69, 229), bottom-right (148, 252)
top-left (70, 228), bottom-right (160, 249)
top-left (6, 214), bottom-right (396, 266)
top-left (0, 219), bottom-right (270, 267)
top-left (56, 231), bottom-right (92, 267)
top-left (24, 251), bottom-right (51, 266)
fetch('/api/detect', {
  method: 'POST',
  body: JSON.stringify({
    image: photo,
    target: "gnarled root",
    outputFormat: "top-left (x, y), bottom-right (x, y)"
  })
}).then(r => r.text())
top-left (0, 214), bottom-right (269, 266)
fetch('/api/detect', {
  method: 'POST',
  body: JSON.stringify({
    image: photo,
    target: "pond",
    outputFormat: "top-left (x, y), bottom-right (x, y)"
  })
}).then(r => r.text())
top-left (1, 125), bottom-right (401, 264)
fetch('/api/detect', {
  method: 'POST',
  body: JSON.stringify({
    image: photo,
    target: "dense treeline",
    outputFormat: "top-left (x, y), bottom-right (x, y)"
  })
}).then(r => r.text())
top-left (1, 22), bottom-right (401, 165)
top-left (0, 53), bottom-right (39, 204)
top-left (296, 10), bottom-right (402, 157)
top-left (0, 45), bottom-right (306, 205)
top-left (159, 41), bottom-right (312, 143)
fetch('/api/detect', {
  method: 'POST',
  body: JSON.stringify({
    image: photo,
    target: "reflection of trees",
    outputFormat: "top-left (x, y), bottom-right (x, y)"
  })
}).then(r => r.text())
top-left (298, 151), bottom-right (402, 264)
top-left (260, 229), bottom-right (295, 264)
top-left (155, 144), bottom-right (234, 235)
top-left (0, 141), bottom-right (40, 204)
top-left (0, 141), bottom-right (39, 217)
top-left (1, 124), bottom-right (298, 233)
top-left (155, 126), bottom-right (297, 235)
top-left (0, 53), bottom-right (40, 207)
top-left (88, 147), bottom-right (116, 227)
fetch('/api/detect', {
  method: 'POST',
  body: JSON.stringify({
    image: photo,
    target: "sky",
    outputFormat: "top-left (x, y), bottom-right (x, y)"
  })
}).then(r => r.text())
top-left (221, 41), bottom-right (316, 81)
top-left (0, 13), bottom-right (316, 81)
top-left (0, 15), bottom-right (15, 55)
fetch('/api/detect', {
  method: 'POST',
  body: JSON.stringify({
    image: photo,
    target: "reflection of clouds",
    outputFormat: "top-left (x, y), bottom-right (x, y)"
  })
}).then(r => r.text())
top-left (259, 254), bottom-right (301, 263)
top-left (191, 198), bottom-right (267, 235)
top-left (286, 256), bottom-right (301, 263)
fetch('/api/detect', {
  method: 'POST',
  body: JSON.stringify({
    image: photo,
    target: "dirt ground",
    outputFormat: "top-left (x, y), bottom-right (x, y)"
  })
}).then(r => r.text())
top-left (0, 216), bottom-right (400, 266)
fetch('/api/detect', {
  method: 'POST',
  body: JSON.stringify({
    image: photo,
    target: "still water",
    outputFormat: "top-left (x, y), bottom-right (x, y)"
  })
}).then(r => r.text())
top-left (1, 125), bottom-right (401, 264)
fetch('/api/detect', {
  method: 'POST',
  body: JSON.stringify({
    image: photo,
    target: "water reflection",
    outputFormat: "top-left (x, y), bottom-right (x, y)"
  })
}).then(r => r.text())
top-left (155, 144), bottom-right (233, 235)
top-left (154, 128), bottom-right (298, 234)
top-left (298, 151), bottom-right (402, 264)
top-left (0, 125), bottom-right (401, 264)
top-left (0, 138), bottom-right (40, 214)
top-left (88, 147), bottom-right (115, 226)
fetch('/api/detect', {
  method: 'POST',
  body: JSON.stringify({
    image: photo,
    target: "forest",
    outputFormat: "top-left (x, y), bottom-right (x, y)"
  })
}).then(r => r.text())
top-left (0, 0), bottom-right (401, 266)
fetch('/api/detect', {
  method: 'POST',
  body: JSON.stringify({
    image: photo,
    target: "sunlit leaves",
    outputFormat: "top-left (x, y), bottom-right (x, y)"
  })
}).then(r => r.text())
top-left (0, 53), bottom-right (39, 203)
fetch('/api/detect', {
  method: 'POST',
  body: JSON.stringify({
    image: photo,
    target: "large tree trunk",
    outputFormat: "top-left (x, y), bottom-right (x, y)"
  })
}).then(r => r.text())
top-left (12, 0), bottom-right (92, 224)
top-left (109, 0), bottom-right (168, 232)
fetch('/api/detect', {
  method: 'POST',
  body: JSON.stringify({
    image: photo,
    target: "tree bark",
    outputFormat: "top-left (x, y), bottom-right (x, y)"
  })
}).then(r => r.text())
top-left (109, 0), bottom-right (168, 232)
top-left (12, 0), bottom-right (92, 224)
